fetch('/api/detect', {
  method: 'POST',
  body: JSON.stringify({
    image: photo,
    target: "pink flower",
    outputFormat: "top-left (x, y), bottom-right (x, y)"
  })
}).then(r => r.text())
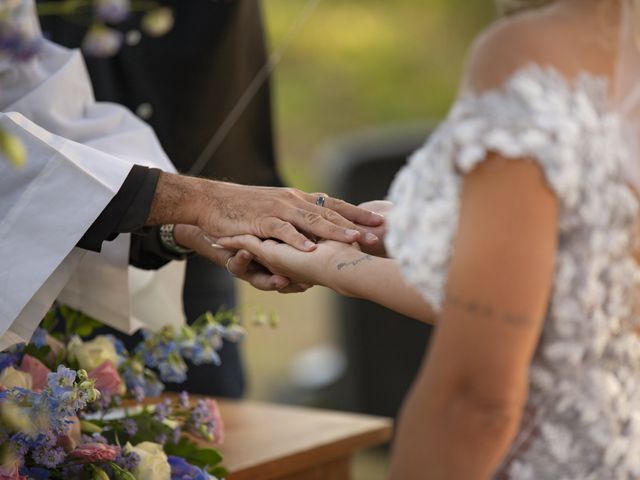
top-left (70, 443), bottom-right (120, 462)
top-left (0, 459), bottom-right (27, 480)
top-left (89, 361), bottom-right (124, 397)
top-left (203, 399), bottom-right (225, 445)
top-left (19, 355), bottom-right (50, 392)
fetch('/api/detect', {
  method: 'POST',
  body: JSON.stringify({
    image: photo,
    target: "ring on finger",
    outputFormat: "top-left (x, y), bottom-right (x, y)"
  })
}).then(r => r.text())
top-left (315, 195), bottom-right (326, 207)
top-left (225, 256), bottom-right (233, 274)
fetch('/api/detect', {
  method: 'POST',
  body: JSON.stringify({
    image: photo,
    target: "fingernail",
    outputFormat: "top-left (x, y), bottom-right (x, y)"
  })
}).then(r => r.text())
top-left (365, 233), bottom-right (379, 243)
top-left (305, 240), bottom-right (317, 250)
top-left (345, 229), bottom-right (360, 239)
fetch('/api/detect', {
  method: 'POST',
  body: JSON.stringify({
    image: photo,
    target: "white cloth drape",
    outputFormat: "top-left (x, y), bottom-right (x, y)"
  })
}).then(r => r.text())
top-left (0, 0), bottom-right (184, 349)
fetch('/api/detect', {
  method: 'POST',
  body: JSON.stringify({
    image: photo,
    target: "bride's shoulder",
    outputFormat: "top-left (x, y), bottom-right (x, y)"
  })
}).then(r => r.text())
top-left (462, 7), bottom-right (578, 94)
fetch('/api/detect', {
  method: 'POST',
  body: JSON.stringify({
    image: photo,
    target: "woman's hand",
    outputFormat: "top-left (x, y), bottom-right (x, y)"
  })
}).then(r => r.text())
top-left (216, 234), bottom-right (362, 288)
top-left (174, 225), bottom-right (295, 291)
top-left (357, 200), bottom-right (392, 257)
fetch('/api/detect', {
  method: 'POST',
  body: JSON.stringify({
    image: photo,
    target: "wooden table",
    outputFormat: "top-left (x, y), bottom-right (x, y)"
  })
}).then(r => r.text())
top-left (217, 400), bottom-right (392, 480)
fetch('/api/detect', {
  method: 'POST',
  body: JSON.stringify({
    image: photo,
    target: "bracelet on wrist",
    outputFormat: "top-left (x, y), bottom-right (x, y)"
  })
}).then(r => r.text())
top-left (159, 224), bottom-right (193, 257)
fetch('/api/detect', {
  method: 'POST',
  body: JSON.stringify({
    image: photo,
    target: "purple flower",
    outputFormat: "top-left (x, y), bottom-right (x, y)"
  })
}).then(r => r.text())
top-left (31, 445), bottom-right (65, 468)
top-left (123, 418), bottom-right (138, 436)
top-left (116, 449), bottom-right (140, 470)
top-left (171, 427), bottom-right (182, 445)
top-left (179, 391), bottom-right (190, 408)
top-left (95, 0), bottom-right (130, 23)
top-left (153, 398), bottom-right (172, 421)
top-left (0, 21), bottom-right (42, 62)
top-left (132, 385), bottom-right (145, 403)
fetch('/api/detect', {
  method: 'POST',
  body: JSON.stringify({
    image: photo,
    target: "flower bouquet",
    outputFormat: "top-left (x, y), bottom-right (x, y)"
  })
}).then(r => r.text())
top-left (0, 305), bottom-right (246, 480)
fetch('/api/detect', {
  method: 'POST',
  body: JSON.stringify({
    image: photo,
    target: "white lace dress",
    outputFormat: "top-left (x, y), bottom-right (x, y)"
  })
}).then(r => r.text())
top-left (385, 65), bottom-right (640, 479)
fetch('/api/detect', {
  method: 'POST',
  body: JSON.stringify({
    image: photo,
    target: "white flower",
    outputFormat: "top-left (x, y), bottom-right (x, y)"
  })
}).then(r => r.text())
top-left (0, 366), bottom-right (32, 390)
top-left (141, 7), bottom-right (174, 37)
top-left (126, 442), bottom-right (171, 480)
top-left (82, 25), bottom-right (123, 57)
top-left (67, 335), bottom-right (121, 372)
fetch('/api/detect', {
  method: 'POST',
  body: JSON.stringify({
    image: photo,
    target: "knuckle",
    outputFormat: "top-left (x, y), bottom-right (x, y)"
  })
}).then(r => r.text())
top-left (277, 221), bottom-right (294, 232)
top-left (303, 211), bottom-right (323, 225)
top-left (283, 188), bottom-right (299, 200)
top-left (322, 209), bottom-right (342, 222)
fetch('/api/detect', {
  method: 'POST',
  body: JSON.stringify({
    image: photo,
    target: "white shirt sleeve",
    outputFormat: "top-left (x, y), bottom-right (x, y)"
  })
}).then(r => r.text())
top-left (0, 0), bottom-right (179, 349)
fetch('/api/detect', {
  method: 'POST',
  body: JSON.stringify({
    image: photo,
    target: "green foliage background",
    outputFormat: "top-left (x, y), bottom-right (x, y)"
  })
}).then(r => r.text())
top-left (262, 0), bottom-right (497, 190)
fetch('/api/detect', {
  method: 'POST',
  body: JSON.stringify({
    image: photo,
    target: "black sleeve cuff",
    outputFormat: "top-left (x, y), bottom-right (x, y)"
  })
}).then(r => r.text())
top-left (77, 165), bottom-right (162, 252)
top-left (129, 226), bottom-right (187, 270)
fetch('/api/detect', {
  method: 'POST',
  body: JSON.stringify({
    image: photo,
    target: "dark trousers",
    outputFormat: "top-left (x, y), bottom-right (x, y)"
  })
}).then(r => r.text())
top-left (164, 255), bottom-right (246, 398)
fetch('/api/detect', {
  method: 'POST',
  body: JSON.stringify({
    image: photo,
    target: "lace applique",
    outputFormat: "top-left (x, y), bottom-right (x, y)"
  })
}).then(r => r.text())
top-left (386, 65), bottom-right (640, 478)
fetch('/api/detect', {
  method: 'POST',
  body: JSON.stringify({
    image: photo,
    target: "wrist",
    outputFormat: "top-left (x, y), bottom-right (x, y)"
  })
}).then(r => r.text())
top-left (159, 224), bottom-right (193, 256)
top-left (322, 251), bottom-right (366, 298)
top-left (147, 173), bottom-right (207, 226)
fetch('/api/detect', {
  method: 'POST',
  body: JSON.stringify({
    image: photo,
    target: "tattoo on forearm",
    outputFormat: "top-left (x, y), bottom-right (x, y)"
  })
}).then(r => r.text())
top-left (444, 293), bottom-right (536, 328)
top-left (337, 255), bottom-right (372, 271)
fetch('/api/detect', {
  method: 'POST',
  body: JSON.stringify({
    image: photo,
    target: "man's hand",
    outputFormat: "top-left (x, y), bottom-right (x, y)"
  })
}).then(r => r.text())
top-left (174, 224), bottom-right (311, 293)
top-left (147, 174), bottom-right (385, 252)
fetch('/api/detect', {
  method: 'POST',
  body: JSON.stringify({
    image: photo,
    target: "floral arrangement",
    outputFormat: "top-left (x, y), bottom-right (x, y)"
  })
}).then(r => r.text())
top-left (0, 305), bottom-right (246, 480)
top-left (0, 0), bottom-right (174, 167)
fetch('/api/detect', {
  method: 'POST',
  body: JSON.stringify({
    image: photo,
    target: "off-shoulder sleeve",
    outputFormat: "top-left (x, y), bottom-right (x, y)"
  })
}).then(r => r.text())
top-left (385, 66), bottom-right (626, 311)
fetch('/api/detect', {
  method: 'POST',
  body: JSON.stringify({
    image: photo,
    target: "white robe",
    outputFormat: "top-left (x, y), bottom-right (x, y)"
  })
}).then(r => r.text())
top-left (0, 0), bottom-right (184, 349)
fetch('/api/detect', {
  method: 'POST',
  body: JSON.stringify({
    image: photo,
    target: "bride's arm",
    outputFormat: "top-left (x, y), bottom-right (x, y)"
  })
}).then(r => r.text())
top-left (216, 234), bottom-right (435, 323)
top-left (389, 155), bottom-right (557, 479)
top-left (322, 248), bottom-right (434, 322)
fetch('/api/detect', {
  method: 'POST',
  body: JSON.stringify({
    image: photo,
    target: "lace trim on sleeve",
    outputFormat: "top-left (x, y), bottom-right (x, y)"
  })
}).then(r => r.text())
top-left (385, 65), bottom-right (625, 312)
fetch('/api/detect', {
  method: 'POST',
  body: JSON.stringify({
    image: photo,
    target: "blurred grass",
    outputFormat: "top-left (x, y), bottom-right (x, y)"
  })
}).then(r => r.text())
top-left (245, 5), bottom-right (498, 476)
top-left (262, 0), bottom-right (496, 190)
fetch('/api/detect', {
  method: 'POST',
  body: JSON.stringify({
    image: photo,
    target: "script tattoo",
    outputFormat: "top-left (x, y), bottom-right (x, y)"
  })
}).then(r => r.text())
top-left (337, 255), bottom-right (372, 271)
top-left (444, 293), bottom-right (535, 328)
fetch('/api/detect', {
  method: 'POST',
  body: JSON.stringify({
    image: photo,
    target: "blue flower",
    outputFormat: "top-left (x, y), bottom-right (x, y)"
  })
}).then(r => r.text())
top-left (190, 344), bottom-right (221, 367)
top-left (168, 455), bottom-right (213, 480)
top-left (47, 365), bottom-right (76, 395)
top-left (104, 334), bottom-right (127, 357)
top-left (159, 361), bottom-right (187, 384)
top-left (0, 352), bottom-right (17, 372)
top-left (22, 467), bottom-right (51, 480)
top-left (30, 328), bottom-right (47, 348)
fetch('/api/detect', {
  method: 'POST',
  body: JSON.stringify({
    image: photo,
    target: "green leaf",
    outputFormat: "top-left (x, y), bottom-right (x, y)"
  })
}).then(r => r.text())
top-left (108, 462), bottom-right (137, 480)
top-left (41, 309), bottom-right (59, 332)
top-left (58, 305), bottom-right (104, 338)
top-left (164, 437), bottom-right (223, 469)
top-left (208, 465), bottom-right (229, 478)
